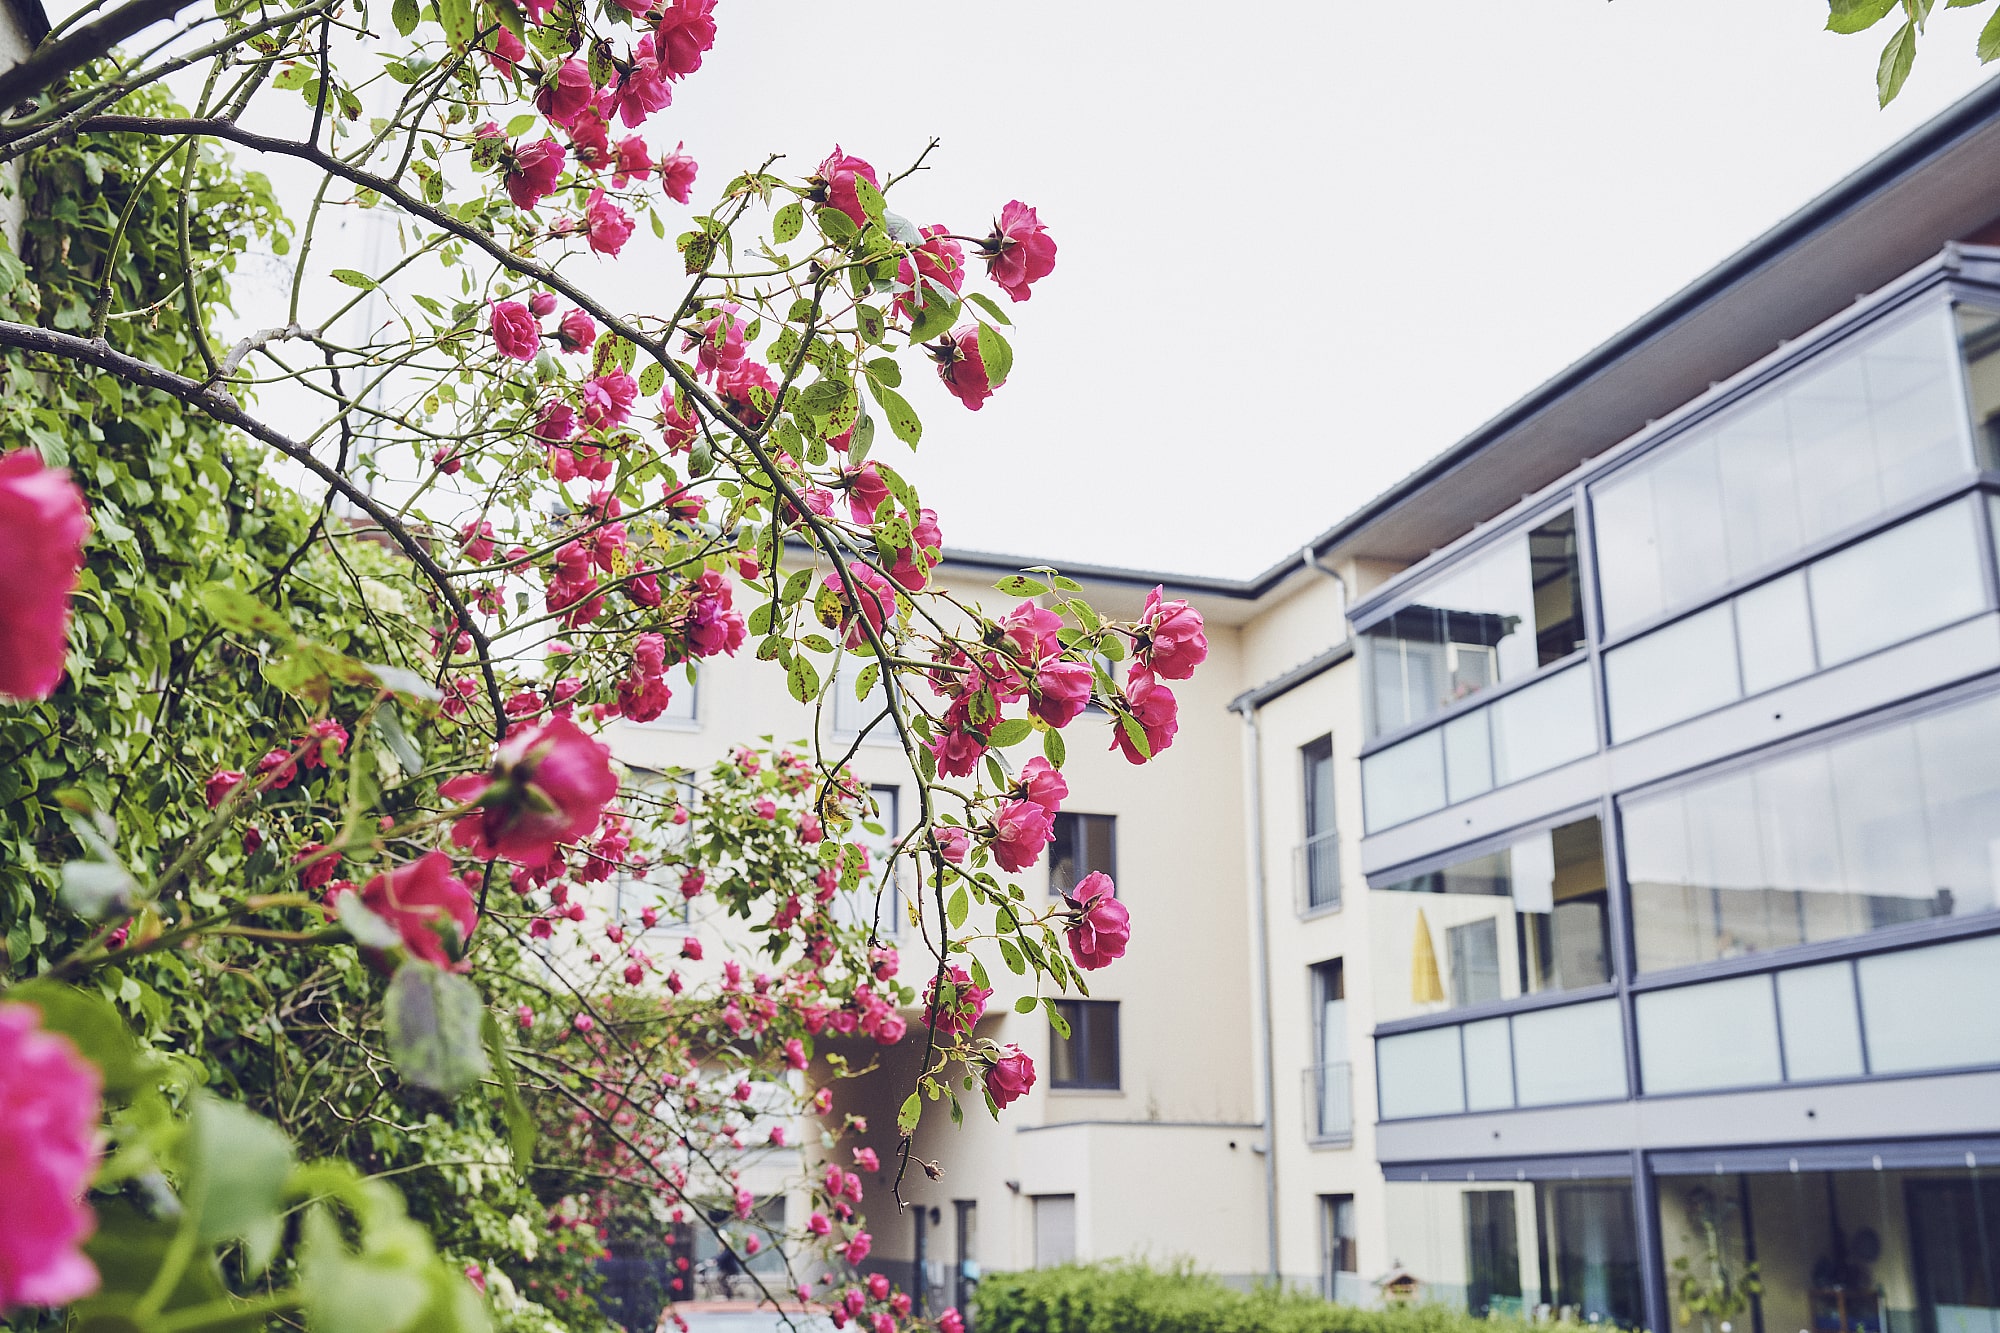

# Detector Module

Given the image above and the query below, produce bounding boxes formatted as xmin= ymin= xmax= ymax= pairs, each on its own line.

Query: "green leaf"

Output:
xmin=372 ymin=708 xmax=425 ymax=776
xmin=996 ymin=936 xmax=1025 ymax=974
xmin=1042 ymin=727 xmax=1067 ymax=767
xmin=4 ymin=980 xmax=147 ymax=1097
xmin=271 ymin=62 xmax=311 ymax=90
xmin=1119 ymin=713 xmax=1154 ymax=761
xmin=866 ymin=381 xmax=922 ymax=447
xmin=772 ymin=201 xmax=803 ymax=244
xmin=787 ymin=653 xmax=822 ymax=704
xmin=816 ymin=207 xmax=858 ymax=244
xmin=948 ymin=885 xmax=969 ymax=928
xmin=993 ymin=574 xmax=1047 ymax=597
xmin=1044 ymin=997 xmax=1072 ymax=1038
xmin=263 ymin=650 xmax=330 ymax=706
xmin=1013 ymin=995 xmax=1038 ymax=1015
xmin=987 ymin=718 xmax=1033 ymax=749
xmin=198 ymin=583 xmax=291 ymax=638
xmin=1878 ymin=20 xmax=1918 ymax=103
xmin=907 ymin=293 xmax=958 ymax=344
xmin=362 ymin=660 xmax=445 ymax=702
xmin=864 ymin=356 xmax=902 ymax=388
xmin=337 ymin=891 xmax=402 ymax=949
xmin=73 ymin=1202 xmax=256 ymax=1333
xmin=1828 ymin=0 xmax=1899 ymax=29
xmin=60 ymin=860 xmax=138 ymax=919
xmin=857 ymin=304 xmax=886 ymax=345
xmin=301 ymin=1207 xmax=432 ymax=1333
xmin=482 ymin=1011 xmax=537 ymax=1171
xmin=186 ymin=1096 xmax=293 ymax=1273
xmin=897 ymin=1090 xmax=922 ymax=1135
xmin=384 ymin=962 xmax=490 ymax=1095
xmin=638 ymin=361 xmax=666 ymax=396
xmin=976 ymin=321 xmax=1014 ymax=388
xmin=331 ymin=268 xmax=378 ymax=290
xmin=438 ymin=0 xmax=474 ymax=46
xmin=854 ymin=661 xmax=880 ymax=701
xmin=964 ymin=290 xmax=1012 ymax=326
xmin=1980 ymin=3 xmax=2000 ymax=59
xmin=504 ymin=113 xmax=536 ymax=138
xmin=853 ymin=176 xmax=886 ymax=222
xmin=392 ymin=0 xmax=419 ymax=35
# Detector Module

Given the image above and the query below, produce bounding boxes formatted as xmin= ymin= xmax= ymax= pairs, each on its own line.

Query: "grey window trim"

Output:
xmin=1649 ymin=1136 xmax=2000 ymax=1176
xmin=1625 ymin=912 xmax=2000 ymax=995
xmin=1373 ymin=980 xmax=1620 ymax=1039
xmin=1374 ymin=1083 xmax=1635 ymax=1125
xmin=1382 ymin=1152 xmax=1636 ymax=1183
xmin=1358 ymin=647 xmax=1592 ymax=761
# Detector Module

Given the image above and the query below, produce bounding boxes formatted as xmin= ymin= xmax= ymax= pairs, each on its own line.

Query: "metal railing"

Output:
xmin=1301 ymin=1061 xmax=1354 ymax=1143
xmin=1294 ymin=831 xmax=1341 ymax=915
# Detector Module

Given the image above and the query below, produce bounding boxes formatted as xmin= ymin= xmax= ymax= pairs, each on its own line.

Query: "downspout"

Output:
xmin=1235 ymin=700 xmax=1281 ymax=1285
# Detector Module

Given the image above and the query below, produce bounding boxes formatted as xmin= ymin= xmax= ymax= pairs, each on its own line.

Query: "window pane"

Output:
xmin=1809 ymin=500 xmax=1984 ymax=667
xmin=1490 ymin=665 xmax=1596 ymax=785
xmin=833 ymin=655 xmax=889 ymax=739
xmin=1915 ymin=698 xmax=2000 ymax=918
xmin=1462 ymin=1017 xmax=1514 ymax=1112
xmin=1528 ymin=511 xmax=1586 ymax=666
xmin=1443 ymin=709 xmax=1494 ymax=805
xmin=1594 ymin=305 xmax=1972 ymax=635
xmin=1775 ymin=961 xmax=1864 ymax=1082
xmin=1605 ymin=602 xmax=1740 ymax=742
xmin=1734 ymin=571 xmax=1816 ymax=695
xmin=1049 ymin=813 xmax=1115 ymax=896
xmin=1376 ymin=1026 xmax=1464 ymax=1120
xmin=1031 ymin=1195 xmax=1075 ymax=1267
xmin=1858 ymin=934 xmax=2000 ymax=1075
xmin=1962 ymin=305 xmax=2000 ymax=465
xmin=1362 ymin=730 xmax=1446 ymax=832
xmin=1637 ymin=976 xmax=1782 ymax=1094
xmin=1510 ymin=1000 xmax=1626 ymax=1106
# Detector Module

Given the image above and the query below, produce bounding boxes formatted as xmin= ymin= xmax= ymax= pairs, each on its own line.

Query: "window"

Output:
xmin=833 ymin=655 xmax=892 ymax=742
xmin=1623 ymin=689 xmax=2000 ymax=973
xmin=1464 ymin=1192 xmax=1523 ymax=1319
xmin=1592 ymin=303 xmax=1975 ymax=636
xmin=1300 ymin=736 xmax=1339 ymax=912
xmin=609 ymin=772 xmax=693 ymax=928
xmin=1049 ymin=812 xmax=1115 ymax=897
xmin=1361 ymin=509 xmax=1584 ymax=738
xmin=1319 ymin=1195 xmax=1357 ymax=1300
xmin=1637 ymin=974 xmax=1782 ymax=1094
xmin=831 ymin=785 xmax=904 ymax=936
xmin=1049 ymin=1000 xmax=1119 ymax=1090
xmin=1031 ymin=1195 xmax=1075 ymax=1267
xmin=1377 ymin=998 xmax=1627 ymax=1119
xmin=632 ymin=660 xmax=699 ymax=726
xmin=1308 ymin=961 xmax=1350 ymax=1140
xmin=1370 ymin=817 xmax=1610 ymax=1022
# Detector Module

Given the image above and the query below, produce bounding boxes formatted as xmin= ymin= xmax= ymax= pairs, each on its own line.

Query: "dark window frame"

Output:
xmin=1049 ymin=811 xmax=1117 ymax=897
xmin=1049 ymin=999 xmax=1120 ymax=1091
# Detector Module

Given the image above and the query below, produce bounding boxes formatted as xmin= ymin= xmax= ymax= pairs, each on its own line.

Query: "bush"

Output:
xmin=974 ymin=1262 xmax=1545 ymax=1333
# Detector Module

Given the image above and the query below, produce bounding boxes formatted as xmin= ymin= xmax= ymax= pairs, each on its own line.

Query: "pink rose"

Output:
xmin=604 ymin=37 xmax=671 ymax=129
xmin=0 ymin=451 xmax=89 ymax=700
xmin=934 ymin=825 xmax=969 ymax=863
xmin=1064 ymin=871 xmax=1129 ymax=970
xmin=941 ymin=1310 xmax=966 ymax=1333
xmin=583 ymin=189 xmax=635 ymax=256
xmin=1031 ymin=659 xmax=1093 ymax=728
xmin=654 ymin=0 xmax=716 ymax=78
xmin=535 ymin=58 xmax=595 ymax=128
xmin=1136 ymin=586 xmax=1207 ymax=680
xmin=989 ymin=798 xmax=1053 ymax=874
xmin=785 ymin=1037 xmax=807 ymax=1070
xmin=535 ymin=400 xmax=577 ymax=442
xmin=530 ymin=291 xmax=558 ymax=317
xmin=843 ymin=1232 xmax=872 ymax=1265
xmin=1113 ymin=669 xmax=1179 ymax=765
xmin=853 ymin=1146 xmax=880 ymax=1172
xmin=874 ymin=1012 xmax=907 ymax=1045
xmin=612 ymin=134 xmax=652 ymax=186
xmin=923 ymin=965 xmax=992 ymax=1036
xmin=827 ymin=562 xmax=896 ymax=651
xmin=893 ymin=223 xmax=965 ymax=321
xmin=929 ymin=726 xmax=986 ymax=779
xmin=807 ymin=1211 xmax=830 ymax=1237
xmin=0 ymin=1003 xmax=101 ymax=1311
xmin=981 ymin=200 xmax=1056 ymax=302
xmin=441 ymin=715 xmax=618 ymax=866
xmin=999 ymin=600 xmax=1061 ymax=664
xmin=484 ymin=27 xmax=526 ymax=77
xmin=490 ymin=300 xmax=540 ymax=361
xmin=887 ymin=507 xmax=941 ymax=591
xmin=813 ymin=145 xmax=879 ymax=226
xmin=1019 ymin=756 xmax=1067 ymax=814
xmin=984 ymin=1045 xmax=1035 ymax=1108
xmin=659 ymin=142 xmax=698 ymax=204
xmin=554 ymin=308 xmax=598 ymax=354
xmin=933 ymin=326 xmax=996 ymax=411
xmin=506 ymin=137 xmax=565 ymax=210
xmin=681 ymin=935 xmax=703 ymax=960
xmin=867 ymin=1273 xmax=890 ymax=1302
xmin=204 ymin=768 xmax=246 ymax=809
xmin=359 ymin=851 xmax=478 ymax=971
xmin=843 ymin=461 xmax=890 ymax=526
xmin=582 ymin=370 xmax=638 ymax=430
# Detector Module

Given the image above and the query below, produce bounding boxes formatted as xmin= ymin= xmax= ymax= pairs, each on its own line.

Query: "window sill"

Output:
xmin=1306 ymin=1134 xmax=1355 ymax=1151
xmin=1298 ymin=900 xmax=1343 ymax=922
xmin=1046 ymin=1087 xmax=1124 ymax=1097
xmin=626 ymin=717 xmax=702 ymax=733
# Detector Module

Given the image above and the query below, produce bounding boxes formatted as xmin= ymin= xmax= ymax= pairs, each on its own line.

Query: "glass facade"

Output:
xmin=1593 ymin=304 xmax=1975 ymax=637
xmin=1376 ymin=997 xmax=1626 ymax=1119
xmin=1623 ymin=690 xmax=2000 ymax=974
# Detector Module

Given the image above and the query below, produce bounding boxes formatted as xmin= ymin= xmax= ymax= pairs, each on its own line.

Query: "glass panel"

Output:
xmin=1385 ymin=1179 xmax=1646 ymax=1327
xmin=1625 ymin=691 xmax=2000 ymax=972
xmin=1490 ymin=665 xmax=1597 ymax=785
xmin=1362 ymin=518 xmax=1583 ymax=738
xmin=1605 ymin=602 xmax=1741 ymax=742
xmin=1511 ymin=999 xmax=1626 ymax=1106
xmin=1858 ymin=934 xmax=2000 ymax=1075
xmin=1376 ymin=1026 xmax=1464 ymax=1120
xmin=1963 ymin=305 xmax=2000 ymax=466
xmin=1362 ymin=730 xmax=1446 ymax=832
xmin=1636 ymin=975 xmax=1782 ymax=1094
xmin=1370 ymin=818 xmax=1609 ymax=1021
xmin=834 ymin=655 xmax=888 ymax=738
xmin=1775 ymin=961 xmax=1865 ymax=1082
xmin=1809 ymin=499 xmax=1985 ymax=667
xmin=1595 ymin=304 xmax=1972 ymax=635
xmin=1462 ymin=1017 xmax=1514 ymax=1112
xmin=1049 ymin=813 xmax=1115 ymax=897
xmin=1735 ymin=571 xmax=1817 ymax=695
xmin=1443 ymin=709 xmax=1495 ymax=805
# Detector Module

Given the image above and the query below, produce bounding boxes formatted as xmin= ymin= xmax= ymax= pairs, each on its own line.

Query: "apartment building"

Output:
xmin=602 ymin=74 xmax=2000 ymax=1332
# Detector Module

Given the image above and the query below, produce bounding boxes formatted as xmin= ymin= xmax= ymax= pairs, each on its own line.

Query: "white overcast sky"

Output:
xmin=56 ymin=0 xmax=2000 ymax=576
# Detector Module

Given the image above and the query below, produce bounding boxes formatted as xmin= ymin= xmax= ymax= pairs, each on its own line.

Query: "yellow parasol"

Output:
xmin=1411 ymin=907 xmax=1445 ymax=1005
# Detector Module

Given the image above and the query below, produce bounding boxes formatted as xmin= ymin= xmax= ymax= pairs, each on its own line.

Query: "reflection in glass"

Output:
xmin=1385 ymin=1178 xmax=1646 ymax=1327
xmin=1594 ymin=305 xmax=1972 ymax=635
xmin=1372 ymin=818 xmax=1609 ymax=1022
xmin=1462 ymin=1017 xmax=1514 ymax=1112
xmin=1363 ymin=511 xmax=1585 ymax=737
xmin=1636 ymin=975 xmax=1781 ymax=1094
xmin=1624 ymin=691 xmax=2000 ymax=973
xmin=1048 ymin=999 xmax=1119 ymax=1090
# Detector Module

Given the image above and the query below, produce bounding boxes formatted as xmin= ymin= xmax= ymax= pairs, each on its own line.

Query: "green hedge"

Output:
xmin=973 ymin=1263 xmax=1541 ymax=1333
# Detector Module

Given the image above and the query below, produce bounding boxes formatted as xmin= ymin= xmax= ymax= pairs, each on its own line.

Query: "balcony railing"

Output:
xmin=1301 ymin=1061 xmax=1353 ymax=1143
xmin=1294 ymin=831 xmax=1341 ymax=915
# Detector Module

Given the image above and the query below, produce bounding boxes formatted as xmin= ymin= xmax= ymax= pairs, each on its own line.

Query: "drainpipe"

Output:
xmin=1301 ymin=546 xmax=1349 ymax=622
xmin=1235 ymin=701 xmax=1281 ymax=1285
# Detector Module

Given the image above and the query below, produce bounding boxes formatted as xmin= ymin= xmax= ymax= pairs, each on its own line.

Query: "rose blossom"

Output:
xmin=923 ymin=965 xmax=992 ymax=1036
xmin=359 ymin=851 xmax=479 ymax=971
xmin=604 ymin=36 xmax=671 ymax=129
xmin=534 ymin=58 xmax=594 ymax=128
xmin=1113 ymin=669 xmax=1180 ymax=765
xmin=554 ymin=308 xmax=597 ymax=354
xmin=1019 ymin=757 xmax=1067 ymax=814
xmin=1136 ymin=586 xmax=1208 ymax=680
xmin=440 ymin=715 xmax=618 ymax=866
xmin=582 ymin=370 xmax=639 ymax=430
xmin=812 ymin=146 xmax=878 ymax=226
xmin=505 ymin=137 xmax=565 ymax=210
xmin=984 ymin=1045 xmax=1035 ymax=1108
xmin=989 ymin=798 xmax=1054 ymax=874
xmin=893 ymin=223 xmax=965 ymax=320
xmin=843 ymin=462 xmax=890 ymax=525
xmin=826 ymin=562 xmax=896 ymax=651
xmin=490 ymin=300 xmax=540 ymax=361
xmin=1031 ymin=658 xmax=1093 ymax=728
xmin=0 ymin=1003 xmax=101 ymax=1311
xmin=583 ymin=189 xmax=635 ymax=256
xmin=205 ymin=768 xmax=246 ymax=809
xmin=484 ymin=27 xmax=526 ymax=77
xmin=933 ymin=326 xmax=996 ymax=411
xmin=934 ymin=825 xmax=969 ymax=863
xmin=981 ymin=200 xmax=1057 ymax=302
xmin=1064 ymin=871 xmax=1130 ymax=970
xmin=0 ymin=452 xmax=88 ymax=702
xmin=612 ymin=134 xmax=652 ymax=186
xmin=654 ymin=0 xmax=716 ymax=77
xmin=659 ymin=142 xmax=698 ymax=204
